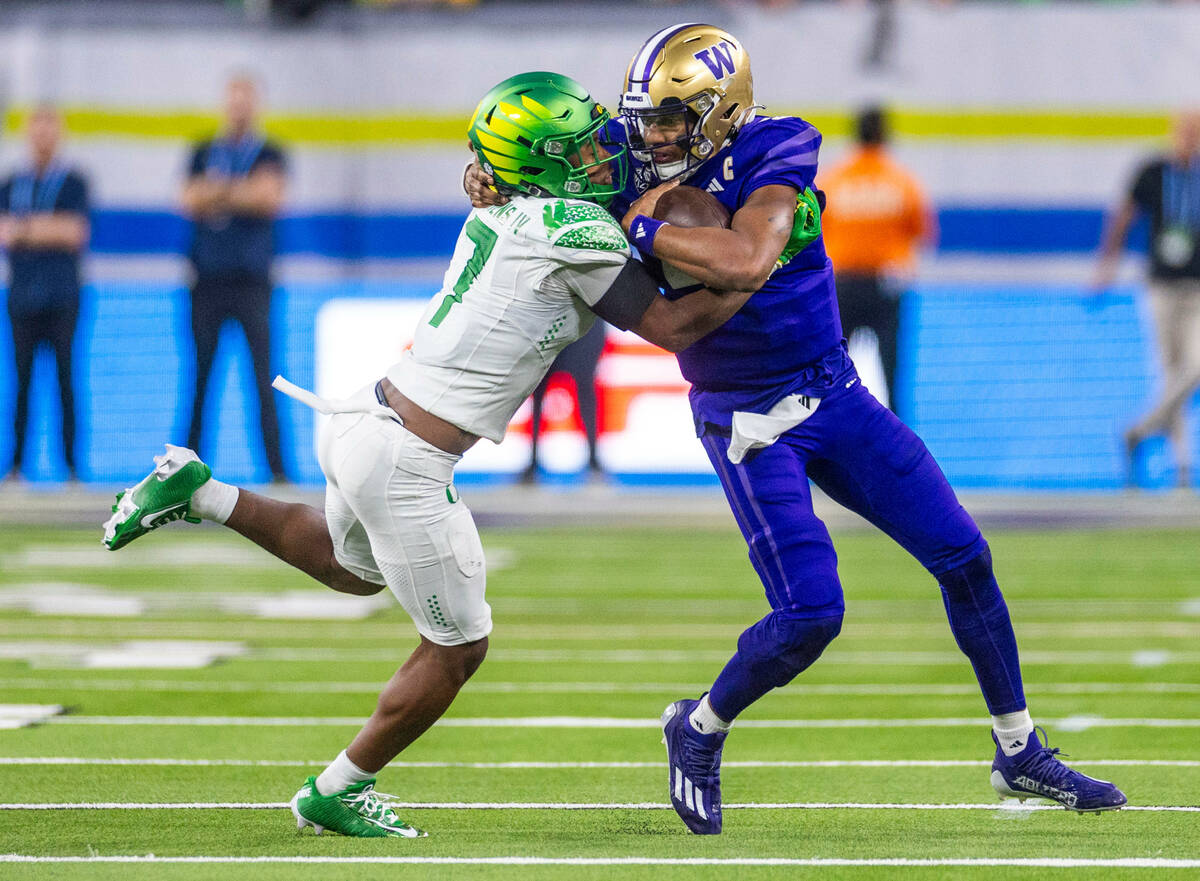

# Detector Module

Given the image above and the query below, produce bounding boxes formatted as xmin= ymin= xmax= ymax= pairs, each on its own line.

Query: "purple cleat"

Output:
xmin=661 ymin=698 xmax=727 ymax=834
xmin=990 ymin=727 xmax=1127 ymax=812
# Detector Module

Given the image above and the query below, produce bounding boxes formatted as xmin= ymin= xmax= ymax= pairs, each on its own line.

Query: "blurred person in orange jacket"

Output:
xmin=820 ymin=105 xmax=935 ymax=415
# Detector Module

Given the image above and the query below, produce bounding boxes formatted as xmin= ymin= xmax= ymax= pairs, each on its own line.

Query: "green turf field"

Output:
xmin=0 ymin=520 xmax=1197 ymax=879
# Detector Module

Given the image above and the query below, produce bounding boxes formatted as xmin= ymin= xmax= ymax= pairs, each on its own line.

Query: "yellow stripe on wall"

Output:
xmin=4 ymin=105 xmax=1172 ymax=147
xmin=787 ymin=109 xmax=1170 ymax=141
xmin=4 ymin=106 xmax=470 ymax=147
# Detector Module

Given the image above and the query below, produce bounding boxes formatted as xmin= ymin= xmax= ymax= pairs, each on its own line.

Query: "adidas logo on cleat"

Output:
xmin=672 ymin=766 xmax=710 ymax=821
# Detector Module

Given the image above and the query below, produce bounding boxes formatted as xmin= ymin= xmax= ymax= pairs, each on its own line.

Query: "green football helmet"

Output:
xmin=468 ymin=72 xmax=626 ymax=205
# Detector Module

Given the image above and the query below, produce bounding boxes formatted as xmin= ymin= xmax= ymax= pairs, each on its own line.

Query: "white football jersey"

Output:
xmin=387 ymin=196 xmax=632 ymax=443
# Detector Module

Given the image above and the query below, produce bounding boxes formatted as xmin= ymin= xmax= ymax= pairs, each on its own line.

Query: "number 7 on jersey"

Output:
xmin=429 ymin=217 xmax=498 ymax=328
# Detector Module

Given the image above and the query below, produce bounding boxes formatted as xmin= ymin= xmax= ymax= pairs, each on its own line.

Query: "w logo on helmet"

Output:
xmin=694 ymin=42 xmax=737 ymax=79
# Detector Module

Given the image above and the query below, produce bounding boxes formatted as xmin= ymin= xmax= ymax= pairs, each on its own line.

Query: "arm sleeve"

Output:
xmin=741 ymin=118 xmax=822 ymax=197
xmin=553 ymin=252 xmax=626 ymax=307
xmin=585 ymin=259 xmax=662 ymax=332
xmin=0 ymin=179 xmax=11 ymax=214
xmin=550 ymin=253 xmax=662 ymax=331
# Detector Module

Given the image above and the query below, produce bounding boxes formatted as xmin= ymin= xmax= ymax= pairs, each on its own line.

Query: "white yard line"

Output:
xmin=1 ymin=757 xmax=1197 ymax=769
xmin=3 ymin=678 xmax=1197 ymax=696
xmin=0 ymin=545 xmax=274 ymax=569
xmin=1 ymin=856 xmax=1200 ymax=867
xmin=0 ymin=801 xmax=1196 ymax=812
xmin=2 ymin=855 xmax=1199 ymax=867
xmin=3 ymin=641 xmax=1198 ymax=665
xmin=251 ymin=648 xmax=1200 ymax=665
xmin=0 ymin=545 xmax=516 ymax=574
xmin=40 ymin=714 xmax=1200 ymax=729
xmin=4 ymin=618 xmax=1198 ymax=639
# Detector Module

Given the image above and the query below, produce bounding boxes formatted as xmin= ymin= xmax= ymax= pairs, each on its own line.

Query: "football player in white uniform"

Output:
xmin=100 ymin=72 xmax=752 ymax=838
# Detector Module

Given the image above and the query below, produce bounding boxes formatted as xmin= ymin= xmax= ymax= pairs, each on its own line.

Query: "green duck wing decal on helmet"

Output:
xmin=468 ymin=72 xmax=627 ymax=206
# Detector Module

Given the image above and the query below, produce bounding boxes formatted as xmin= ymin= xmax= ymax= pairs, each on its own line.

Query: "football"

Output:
xmin=651 ymin=185 xmax=729 ymax=292
xmin=652 ymin=184 xmax=732 ymax=229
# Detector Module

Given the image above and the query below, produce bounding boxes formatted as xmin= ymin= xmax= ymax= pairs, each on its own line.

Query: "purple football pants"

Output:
xmin=698 ymin=376 xmax=1027 ymax=720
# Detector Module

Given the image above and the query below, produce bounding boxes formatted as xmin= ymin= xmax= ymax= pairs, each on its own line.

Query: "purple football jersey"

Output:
xmin=606 ymin=115 xmax=847 ymax=425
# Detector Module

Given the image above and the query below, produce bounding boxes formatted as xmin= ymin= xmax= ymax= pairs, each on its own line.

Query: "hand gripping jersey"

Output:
xmin=387 ymin=196 xmax=631 ymax=443
xmin=610 ymin=115 xmax=849 ymax=424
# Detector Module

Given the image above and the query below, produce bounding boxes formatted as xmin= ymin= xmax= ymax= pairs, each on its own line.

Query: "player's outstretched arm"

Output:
xmin=623 ymin=184 xmax=796 ymax=293
xmin=589 ymin=259 xmax=751 ymax=353
xmin=632 ymin=285 xmax=753 ymax=352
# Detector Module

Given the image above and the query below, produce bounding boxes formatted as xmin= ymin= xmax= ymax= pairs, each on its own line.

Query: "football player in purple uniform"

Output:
xmin=467 ymin=23 xmax=1125 ymax=833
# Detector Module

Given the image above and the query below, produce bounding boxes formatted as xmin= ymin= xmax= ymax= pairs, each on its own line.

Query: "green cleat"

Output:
xmin=290 ymin=776 xmax=427 ymax=838
xmin=102 ymin=444 xmax=212 ymax=551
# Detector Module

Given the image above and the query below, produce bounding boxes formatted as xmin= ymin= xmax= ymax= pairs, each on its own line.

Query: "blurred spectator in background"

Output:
xmin=0 ymin=106 xmax=90 ymax=482
xmin=520 ymin=319 xmax=606 ymax=485
xmin=181 ymin=74 xmax=288 ymax=482
xmin=1095 ymin=110 xmax=1200 ymax=491
xmin=820 ymin=105 xmax=934 ymax=416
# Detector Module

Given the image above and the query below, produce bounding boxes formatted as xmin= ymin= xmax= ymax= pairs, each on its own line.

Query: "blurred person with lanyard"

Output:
xmin=0 ymin=106 xmax=90 ymax=482
xmin=181 ymin=74 xmax=288 ymax=482
xmin=1094 ymin=110 xmax=1200 ymax=490
xmin=819 ymin=105 xmax=934 ymax=417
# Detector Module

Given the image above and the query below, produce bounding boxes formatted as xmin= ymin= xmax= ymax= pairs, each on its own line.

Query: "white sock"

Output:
xmin=688 ymin=694 xmax=732 ymax=735
xmin=315 ymin=749 xmax=375 ymax=796
xmin=190 ymin=478 xmax=238 ymax=524
xmin=992 ymin=709 xmax=1035 ymax=756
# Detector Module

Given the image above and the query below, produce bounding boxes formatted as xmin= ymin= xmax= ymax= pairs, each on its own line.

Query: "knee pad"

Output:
xmin=735 ymin=610 xmax=844 ymax=690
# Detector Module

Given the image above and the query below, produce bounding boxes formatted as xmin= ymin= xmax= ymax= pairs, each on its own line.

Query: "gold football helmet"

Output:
xmin=620 ymin=23 xmax=757 ymax=182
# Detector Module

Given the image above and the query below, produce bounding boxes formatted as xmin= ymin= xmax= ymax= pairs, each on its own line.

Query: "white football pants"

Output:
xmin=316 ymin=385 xmax=491 ymax=646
